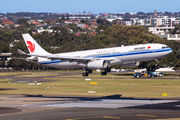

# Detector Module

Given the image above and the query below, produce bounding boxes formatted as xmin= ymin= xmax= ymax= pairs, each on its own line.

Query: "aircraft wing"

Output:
xmin=18 ymin=49 xmax=93 ymax=63
xmin=47 ymin=55 xmax=93 ymax=63
xmin=18 ymin=49 xmax=114 ymax=63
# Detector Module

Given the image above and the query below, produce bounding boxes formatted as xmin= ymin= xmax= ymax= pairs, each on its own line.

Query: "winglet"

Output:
xmin=18 ymin=49 xmax=27 ymax=55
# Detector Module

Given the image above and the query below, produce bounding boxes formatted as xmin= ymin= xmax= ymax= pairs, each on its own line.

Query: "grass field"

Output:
xmin=0 ymin=71 xmax=180 ymax=98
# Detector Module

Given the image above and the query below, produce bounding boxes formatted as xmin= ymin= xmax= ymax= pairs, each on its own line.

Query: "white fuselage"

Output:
xmin=37 ymin=43 xmax=172 ymax=68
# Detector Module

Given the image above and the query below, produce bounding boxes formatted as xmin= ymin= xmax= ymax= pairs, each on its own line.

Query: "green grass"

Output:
xmin=15 ymin=74 xmax=60 ymax=77
xmin=0 ymin=71 xmax=180 ymax=98
xmin=0 ymin=72 xmax=32 ymax=76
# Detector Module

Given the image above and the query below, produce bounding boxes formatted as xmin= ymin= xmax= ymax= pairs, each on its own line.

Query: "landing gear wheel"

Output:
xmin=87 ymin=69 xmax=92 ymax=74
xmin=105 ymin=68 xmax=111 ymax=72
xmin=101 ymin=72 xmax=107 ymax=76
xmin=82 ymin=72 xmax=89 ymax=77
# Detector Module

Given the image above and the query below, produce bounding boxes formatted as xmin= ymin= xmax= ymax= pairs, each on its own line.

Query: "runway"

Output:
xmin=1 ymin=94 xmax=180 ymax=120
xmin=1 ymin=72 xmax=180 ymax=119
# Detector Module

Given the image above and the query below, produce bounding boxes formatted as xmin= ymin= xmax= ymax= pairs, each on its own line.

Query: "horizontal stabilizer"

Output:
xmin=18 ymin=49 xmax=27 ymax=55
xmin=11 ymin=57 xmax=38 ymax=63
xmin=11 ymin=57 xmax=26 ymax=59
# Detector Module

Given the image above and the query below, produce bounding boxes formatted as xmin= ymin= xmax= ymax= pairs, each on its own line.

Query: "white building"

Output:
xmin=106 ymin=17 xmax=123 ymax=22
xmin=124 ymin=21 xmax=132 ymax=26
xmin=172 ymin=19 xmax=180 ymax=27
xmin=151 ymin=16 xmax=176 ymax=27
xmin=148 ymin=27 xmax=174 ymax=34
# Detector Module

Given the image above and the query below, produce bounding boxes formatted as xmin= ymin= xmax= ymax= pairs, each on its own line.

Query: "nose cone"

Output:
xmin=170 ymin=47 xmax=173 ymax=53
xmin=168 ymin=47 xmax=173 ymax=55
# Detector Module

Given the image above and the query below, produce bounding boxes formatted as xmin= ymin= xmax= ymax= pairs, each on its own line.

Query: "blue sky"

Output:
xmin=1 ymin=0 xmax=180 ymax=14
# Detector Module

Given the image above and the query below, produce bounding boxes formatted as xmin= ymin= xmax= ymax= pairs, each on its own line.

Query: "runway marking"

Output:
xmin=103 ymin=116 xmax=121 ymax=119
xmin=90 ymin=82 xmax=97 ymax=85
xmin=136 ymin=114 xmax=156 ymax=117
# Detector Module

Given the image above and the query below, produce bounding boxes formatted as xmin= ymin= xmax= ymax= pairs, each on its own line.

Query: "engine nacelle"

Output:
xmin=121 ymin=61 xmax=139 ymax=68
xmin=87 ymin=60 xmax=108 ymax=69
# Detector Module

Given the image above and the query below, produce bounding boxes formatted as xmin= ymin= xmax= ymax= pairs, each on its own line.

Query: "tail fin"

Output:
xmin=22 ymin=34 xmax=51 ymax=55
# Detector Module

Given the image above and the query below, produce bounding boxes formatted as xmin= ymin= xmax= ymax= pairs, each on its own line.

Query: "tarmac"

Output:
xmin=1 ymin=94 xmax=180 ymax=120
xmin=0 ymin=72 xmax=180 ymax=119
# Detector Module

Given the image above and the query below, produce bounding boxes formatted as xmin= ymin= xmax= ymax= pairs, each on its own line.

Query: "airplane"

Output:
xmin=17 ymin=33 xmax=173 ymax=77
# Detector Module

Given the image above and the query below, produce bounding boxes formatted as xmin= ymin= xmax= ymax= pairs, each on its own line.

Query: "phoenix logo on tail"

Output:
xmin=26 ymin=41 xmax=35 ymax=53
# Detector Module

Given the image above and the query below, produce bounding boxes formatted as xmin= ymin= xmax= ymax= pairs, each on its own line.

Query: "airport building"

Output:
xmin=0 ymin=53 xmax=11 ymax=66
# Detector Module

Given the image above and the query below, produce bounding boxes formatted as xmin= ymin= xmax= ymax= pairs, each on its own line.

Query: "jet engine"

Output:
xmin=121 ymin=61 xmax=139 ymax=67
xmin=87 ymin=60 xmax=109 ymax=69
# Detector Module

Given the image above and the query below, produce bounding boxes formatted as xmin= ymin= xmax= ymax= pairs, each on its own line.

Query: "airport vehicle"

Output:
xmin=17 ymin=34 xmax=173 ymax=77
xmin=149 ymin=71 xmax=156 ymax=77
xmin=141 ymin=71 xmax=149 ymax=77
xmin=154 ymin=72 xmax=164 ymax=77
xmin=134 ymin=71 xmax=164 ymax=78
xmin=133 ymin=72 xmax=142 ymax=78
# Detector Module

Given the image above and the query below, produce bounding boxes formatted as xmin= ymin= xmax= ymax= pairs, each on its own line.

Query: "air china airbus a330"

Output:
xmin=17 ymin=33 xmax=173 ymax=77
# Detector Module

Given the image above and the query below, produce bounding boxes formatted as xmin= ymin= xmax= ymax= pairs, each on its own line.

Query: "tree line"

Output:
xmin=0 ymin=25 xmax=180 ymax=70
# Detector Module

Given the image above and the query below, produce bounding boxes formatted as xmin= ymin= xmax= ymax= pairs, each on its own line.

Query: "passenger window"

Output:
xmin=162 ymin=46 xmax=168 ymax=49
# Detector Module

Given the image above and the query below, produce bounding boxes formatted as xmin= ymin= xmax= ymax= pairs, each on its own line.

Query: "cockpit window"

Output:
xmin=162 ymin=46 xmax=169 ymax=49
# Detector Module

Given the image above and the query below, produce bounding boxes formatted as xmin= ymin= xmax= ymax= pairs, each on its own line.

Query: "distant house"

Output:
xmin=44 ymin=20 xmax=54 ymax=24
xmin=39 ymin=24 xmax=51 ymax=29
xmin=77 ymin=23 xmax=85 ymax=28
xmin=2 ymin=19 xmax=14 ymax=24
xmin=27 ymin=19 xmax=43 ymax=26
xmin=33 ymin=29 xmax=53 ymax=35
xmin=32 ymin=21 xmax=42 ymax=26
xmin=84 ymin=25 xmax=90 ymax=29
xmin=53 ymin=23 xmax=67 ymax=27
xmin=64 ymin=19 xmax=80 ymax=24
xmin=90 ymin=32 xmax=96 ymax=35
xmin=27 ymin=20 xmax=36 ymax=24
xmin=14 ymin=24 xmax=20 ymax=28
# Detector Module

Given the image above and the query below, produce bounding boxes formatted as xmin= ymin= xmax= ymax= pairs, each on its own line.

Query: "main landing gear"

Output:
xmin=82 ymin=72 xmax=89 ymax=77
xmin=101 ymin=71 xmax=107 ymax=75
xmin=82 ymin=68 xmax=111 ymax=77
xmin=82 ymin=69 xmax=92 ymax=77
xmin=101 ymin=68 xmax=111 ymax=76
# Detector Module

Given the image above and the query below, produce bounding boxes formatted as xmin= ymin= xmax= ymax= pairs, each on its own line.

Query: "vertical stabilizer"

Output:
xmin=22 ymin=34 xmax=51 ymax=55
